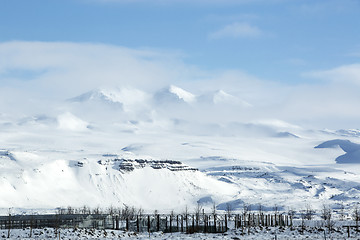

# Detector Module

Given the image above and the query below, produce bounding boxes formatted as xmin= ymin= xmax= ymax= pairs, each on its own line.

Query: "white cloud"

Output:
xmin=0 ymin=41 xmax=207 ymax=99
xmin=209 ymin=22 xmax=262 ymax=39
xmin=305 ymin=63 xmax=360 ymax=85
xmin=57 ymin=112 xmax=89 ymax=131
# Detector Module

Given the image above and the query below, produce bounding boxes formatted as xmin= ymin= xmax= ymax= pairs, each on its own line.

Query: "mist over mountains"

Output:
xmin=2 ymin=41 xmax=360 ymax=131
xmin=1 ymin=83 xmax=299 ymax=139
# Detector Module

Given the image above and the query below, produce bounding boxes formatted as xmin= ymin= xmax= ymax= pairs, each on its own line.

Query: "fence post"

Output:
xmin=177 ymin=215 xmax=179 ymax=232
xmin=279 ymin=215 xmax=282 ymax=226
xmin=170 ymin=215 xmax=172 ymax=233
xmin=214 ymin=214 xmax=216 ymax=233
xmin=196 ymin=214 xmax=198 ymax=229
xmin=181 ymin=215 xmax=183 ymax=232
xmin=165 ymin=217 xmax=168 ymax=232
xmin=157 ymin=215 xmax=160 ymax=232
xmin=147 ymin=215 xmax=150 ymax=233
xmin=275 ymin=214 xmax=277 ymax=226
xmin=208 ymin=215 xmax=210 ymax=233
xmin=225 ymin=215 xmax=227 ymax=231
xmin=137 ymin=215 xmax=139 ymax=232
xmin=264 ymin=214 xmax=266 ymax=226
xmin=234 ymin=215 xmax=237 ymax=229
xmin=204 ymin=215 xmax=207 ymax=233
xmin=126 ymin=218 xmax=129 ymax=231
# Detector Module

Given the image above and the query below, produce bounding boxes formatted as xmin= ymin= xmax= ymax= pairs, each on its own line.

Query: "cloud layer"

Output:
xmin=306 ymin=63 xmax=360 ymax=85
xmin=1 ymin=41 xmax=360 ymax=130
xmin=209 ymin=22 xmax=262 ymax=39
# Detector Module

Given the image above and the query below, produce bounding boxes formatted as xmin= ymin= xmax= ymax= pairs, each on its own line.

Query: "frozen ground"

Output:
xmin=1 ymin=227 xmax=359 ymax=239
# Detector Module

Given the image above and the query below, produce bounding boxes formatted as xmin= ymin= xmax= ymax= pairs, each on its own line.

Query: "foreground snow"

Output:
xmin=1 ymin=227 xmax=359 ymax=239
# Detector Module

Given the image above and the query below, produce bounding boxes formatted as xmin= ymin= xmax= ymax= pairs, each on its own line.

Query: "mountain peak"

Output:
xmin=213 ymin=90 xmax=237 ymax=104
xmin=168 ymin=85 xmax=196 ymax=103
xmin=69 ymin=88 xmax=122 ymax=104
xmin=198 ymin=89 xmax=252 ymax=107
xmin=154 ymin=85 xmax=196 ymax=104
xmin=68 ymin=87 xmax=149 ymax=112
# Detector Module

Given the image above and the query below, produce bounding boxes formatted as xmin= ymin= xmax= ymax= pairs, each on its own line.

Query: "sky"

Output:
xmin=1 ymin=0 xmax=360 ymax=129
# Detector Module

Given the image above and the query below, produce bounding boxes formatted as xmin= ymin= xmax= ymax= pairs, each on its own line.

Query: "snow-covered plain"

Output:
xmin=1 ymin=86 xmax=360 ymax=216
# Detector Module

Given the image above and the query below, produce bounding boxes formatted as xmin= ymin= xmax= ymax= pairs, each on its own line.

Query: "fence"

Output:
xmin=0 ymin=213 xmax=293 ymax=233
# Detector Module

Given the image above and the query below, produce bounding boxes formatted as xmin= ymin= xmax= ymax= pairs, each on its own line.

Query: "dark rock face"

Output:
xmin=97 ymin=158 xmax=198 ymax=172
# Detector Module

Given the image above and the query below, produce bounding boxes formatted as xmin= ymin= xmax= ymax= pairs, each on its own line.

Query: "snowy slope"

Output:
xmin=69 ymin=87 xmax=150 ymax=112
xmin=154 ymin=85 xmax=196 ymax=104
xmin=1 ymin=85 xmax=360 ymax=214
xmin=198 ymin=90 xmax=251 ymax=107
xmin=69 ymin=89 xmax=124 ymax=108
xmin=0 ymin=149 xmax=237 ymax=212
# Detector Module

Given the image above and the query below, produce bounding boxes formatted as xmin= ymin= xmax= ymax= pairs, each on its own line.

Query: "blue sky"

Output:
xmin=1 ymin=0 xmax=359 ymax=84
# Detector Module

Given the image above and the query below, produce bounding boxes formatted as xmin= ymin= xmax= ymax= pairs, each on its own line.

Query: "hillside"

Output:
xmin=1 ymin=86 xmax=360 ymax=214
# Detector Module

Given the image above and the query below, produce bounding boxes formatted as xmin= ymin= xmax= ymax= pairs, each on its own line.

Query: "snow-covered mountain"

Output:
xmin=154 ymin=85 xmax=196 ymax=104
xmin=1 ymin=127 xmax=360 ymax=214
xmin=69 ymin=86 xmax=252 ymax=115
xmin=0 ymin=151 xmax=236 ymax=211
xmin=69 ymin=89 xmax=123 ymax=107
xmin=69 ymin=87 xmax=150 ymax=112
xmin=1 ymin=84 xmax=360 ymax=215
xmin=198 ymin=90 xmax=252 ymax=107
xmin=153 ymin=86 xmax=251 ymax=107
